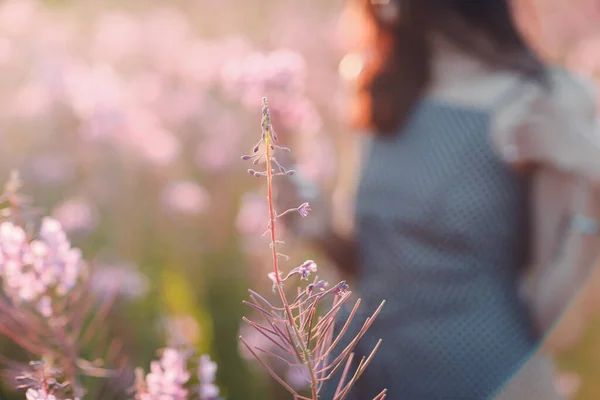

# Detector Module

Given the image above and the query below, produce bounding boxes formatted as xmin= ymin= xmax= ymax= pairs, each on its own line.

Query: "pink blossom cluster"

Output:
xmin=140 ymin=349 xmax=190 ymax=400
xmin=137 ymin=349 xmax=220 ymax=400
xmin=0 ymin=217 xmax=85 ymax=317
xmin=15 ymin=359 xmax=78 ymax=400
xmin=0 ymin=0 xmax=341 ymax=229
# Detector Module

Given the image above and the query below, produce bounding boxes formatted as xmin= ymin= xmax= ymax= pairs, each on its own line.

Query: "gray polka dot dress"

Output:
xmin=320 ymin=99 xmax=541 ymax=400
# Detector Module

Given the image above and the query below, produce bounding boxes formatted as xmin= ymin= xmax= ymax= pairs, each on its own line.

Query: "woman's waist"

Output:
xmin=350 ymin=280 xmax=535 ymax=338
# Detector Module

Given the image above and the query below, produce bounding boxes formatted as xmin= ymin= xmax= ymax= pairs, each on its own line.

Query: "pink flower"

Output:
xmin=38 ymin=217 xmax=85 ymax=296
xmin=142 ymin=348 xmax=190 ymax=400
xmin=198 ymin=355 xmax=219 ymax=400
xmin=0 ymin=218 xmax=85 ymax=314
xmin=296 ymin=260 xmax=317 ymax=280
xmin=297 ymin=202 xmax=311 ymax=218
xmin=0 ymin=222 xmax=27 ymax=259
xmin=25 ymin=389 xmax=56 ymax=400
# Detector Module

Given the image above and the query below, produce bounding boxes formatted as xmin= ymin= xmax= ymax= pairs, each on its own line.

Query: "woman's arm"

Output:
xmin=526 ymin=179 xmax=600 ymax=336
xmin=502 ymin=69 xmax=600 ymax=339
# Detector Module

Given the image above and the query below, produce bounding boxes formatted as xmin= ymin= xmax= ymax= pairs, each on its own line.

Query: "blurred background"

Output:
xmin=0 ymin=0 xmax=599 ymax=399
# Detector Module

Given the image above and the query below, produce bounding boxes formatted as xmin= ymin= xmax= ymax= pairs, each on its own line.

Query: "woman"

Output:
xmin=278 ymin=0 xmax=600 ymax=399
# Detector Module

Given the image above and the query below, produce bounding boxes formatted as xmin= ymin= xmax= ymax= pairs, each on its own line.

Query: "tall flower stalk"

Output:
xmin=239 ymin=98 xmax=386 ymax=400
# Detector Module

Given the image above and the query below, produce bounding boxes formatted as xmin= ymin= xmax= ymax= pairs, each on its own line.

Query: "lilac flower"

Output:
xmin=298 ymin=260 xmax=317 ymax=279
xmin=297 ymin=202 xmax=311 ymax=218
xmin=283 ymin=260 xmax=317 ymax=282
xmin=198 ymin=355 xmax=219 ymax=400
xmin=307 ymin=280 xmax=329 ymax=292
xmin=141 ymin=348 xmax=190 ymax=400
xmin=331 ymin=281 xmax=350 ymax=296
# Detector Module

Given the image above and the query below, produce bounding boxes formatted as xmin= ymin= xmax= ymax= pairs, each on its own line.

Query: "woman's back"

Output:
xmin=319 ymin=48 xmax=586 ymax=398
xmin=351 ymin=93 xmax=536 ymax=399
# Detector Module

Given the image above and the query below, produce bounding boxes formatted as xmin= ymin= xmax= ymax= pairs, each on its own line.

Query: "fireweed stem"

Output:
xmin=241 ymin=97 xmax=386 ymax=400
xmin=263 ymin=109 xmax=319 ymax=399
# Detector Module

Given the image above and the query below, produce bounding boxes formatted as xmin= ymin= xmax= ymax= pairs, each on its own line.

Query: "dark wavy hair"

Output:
xmin=352 ymin=0 xmax=548 ymax=136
